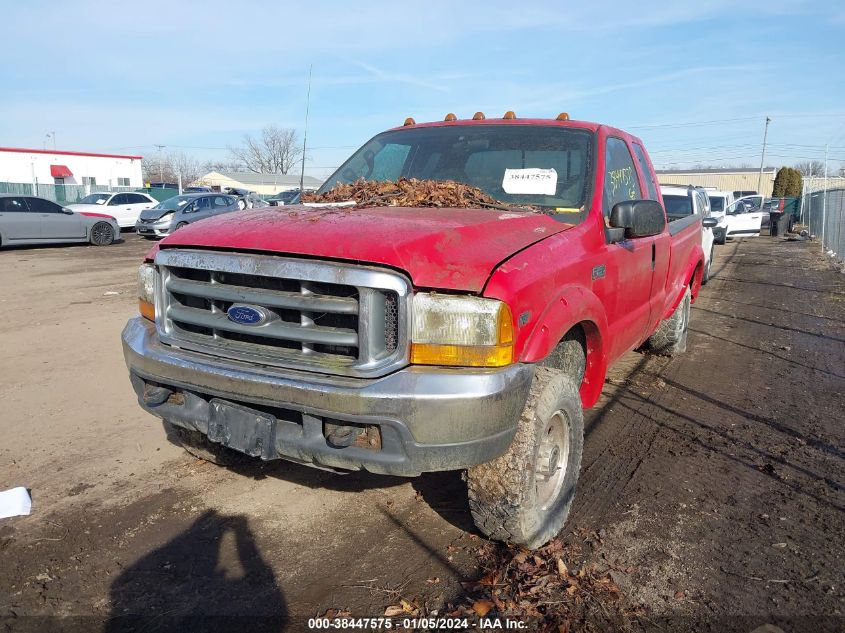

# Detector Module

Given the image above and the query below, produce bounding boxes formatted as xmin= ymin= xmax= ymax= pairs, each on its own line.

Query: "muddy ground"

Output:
xmin=0 ymin=233 xmax=842 ymax=632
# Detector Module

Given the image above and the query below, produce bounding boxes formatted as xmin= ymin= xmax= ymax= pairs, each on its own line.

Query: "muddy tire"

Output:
xmin=647 ymin=286 xmax=691 ymax=356
xmin=89 ymin=221 xmax=115 ymax=246
xmin=467 ymin=365 xmax=585 ymax=549
xmin=164 ymin=420 xmax=248 ymax=467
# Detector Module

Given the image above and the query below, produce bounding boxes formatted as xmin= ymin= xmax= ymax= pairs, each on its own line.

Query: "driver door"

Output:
xmin=27 ymin=197 xmax=85 ymax=239
xmin=725 ymin=195 xmax=764 ymax=238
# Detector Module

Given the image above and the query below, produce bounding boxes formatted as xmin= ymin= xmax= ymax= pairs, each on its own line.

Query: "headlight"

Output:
xmin=410 ymin=294 xmax=514 ymax=367
xmin=155 ymin=211 xmax=174 ymax=223
xmin=138 ymin=263 xmax=157 ymax=321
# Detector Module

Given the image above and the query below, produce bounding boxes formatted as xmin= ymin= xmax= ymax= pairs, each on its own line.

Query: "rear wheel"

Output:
xmin=647 ymin=286 xmax=691 ymax=356
xmin=467 ymin=360 xmax=585 ymax=549
xmin=89 ymin=221 xmax=114 ymax=246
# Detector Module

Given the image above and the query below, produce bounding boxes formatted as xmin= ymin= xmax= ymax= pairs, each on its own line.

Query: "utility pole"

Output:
xmin=299 ymin=64 xmax=313 ymax=193
xmin=821 ymin=144 xmax=829 ymax=250
xmin=757 ymin=116 xmax=771 ymax=194
xmin=154 ymin=144 xmax=166 ymax=183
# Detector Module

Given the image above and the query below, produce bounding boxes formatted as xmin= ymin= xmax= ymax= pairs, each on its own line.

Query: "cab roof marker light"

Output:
xmin=503 ymin=111 xmax=516 ymax=119
xmin=556 ymin=112 xmax=570 ymax=121
xmin=472 ymin=112 xmax=486 ymax=120
xmin=403 ymin=117 xmax=416 ymax=126
xmin=444 ymin=113 xmax=457 ymax=121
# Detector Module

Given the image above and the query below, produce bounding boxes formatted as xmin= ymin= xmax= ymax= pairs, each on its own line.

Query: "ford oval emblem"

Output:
xmin=227 ymin=304 xmax=267 ymax=326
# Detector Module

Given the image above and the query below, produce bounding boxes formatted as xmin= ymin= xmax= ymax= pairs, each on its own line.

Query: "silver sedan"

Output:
xmin=135 ymin=193 xmax=240 ymax=239
xmin=0 ymin=194 xmax=120 ymax=248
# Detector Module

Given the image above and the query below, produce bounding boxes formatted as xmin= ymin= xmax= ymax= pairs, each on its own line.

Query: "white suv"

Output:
xmin=660 ymin=185 xmax=717 ymax=283
xmin=707 ymin=190 xmax=734 ymax=244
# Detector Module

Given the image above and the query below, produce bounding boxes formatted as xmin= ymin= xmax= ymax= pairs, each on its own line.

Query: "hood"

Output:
xmin=153 ymin=205 xmax=574 ymax=292
xmin=140 ymin=207 xmax=176 ymax=221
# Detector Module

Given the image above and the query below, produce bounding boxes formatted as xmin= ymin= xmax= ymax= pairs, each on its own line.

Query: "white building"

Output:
xmin=0 ymin=146 xmax=144 ymax=189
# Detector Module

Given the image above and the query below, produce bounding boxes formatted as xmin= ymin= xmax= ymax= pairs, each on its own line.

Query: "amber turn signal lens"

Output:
xmin=139 ymin=299 xmax=155 ymax=321
xmin=556 ymin=112 xmax=570 ymax=121
xmin=444 ymin=113 xmax=457 ymax=121
xmin=503 ymin=110 xmax=516 ymax=119
xmin=410 ymin=343 xmax=513 ymax=367
xmin=403 ymin=117 xmax=416 ymax=126
xmin=472 ymin=111 xmax=486 ymax=120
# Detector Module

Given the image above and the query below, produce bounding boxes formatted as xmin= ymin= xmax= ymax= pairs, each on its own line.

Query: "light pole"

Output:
xmin=757 ymin=116 xmax=771 ymax=194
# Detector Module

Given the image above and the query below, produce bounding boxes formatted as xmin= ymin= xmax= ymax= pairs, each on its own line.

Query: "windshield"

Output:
xmin=154 ymin=195 xmax=195 ymax=210
xmin=79 ymin=193 xmax=110 ymax=205
xmin=320 ymin=125 xmax=594 ymax=215
xmin=708 ymin=196 xmax=725 ymax=212
xmin=663 ymin=194 xmax=693 ymax=216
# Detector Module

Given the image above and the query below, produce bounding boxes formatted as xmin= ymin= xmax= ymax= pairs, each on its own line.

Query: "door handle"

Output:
xmin=651 ymin=243 xmax=656 ymax=270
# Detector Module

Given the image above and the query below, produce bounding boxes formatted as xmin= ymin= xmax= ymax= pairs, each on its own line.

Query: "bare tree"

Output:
xmin=203 ymin=160 xmax=248 ymax=174
xmin=794 ymin=160 xmax=826 ymax=177
xmin=142 ymin=151 xmax=203 ymax=185
xmin=229 ymin=125 xmax=303 ymax=174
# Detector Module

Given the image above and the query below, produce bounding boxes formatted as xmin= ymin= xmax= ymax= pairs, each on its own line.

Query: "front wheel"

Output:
xmin=89 ymin=221 xmax=115 ymax=246
xmin=174 ymin=222 xmax=188 ymax=231
xmin=647 ymin=286 xmax=691 ymax=356
xmin=467 ymin=366 xmax=585 ymax=549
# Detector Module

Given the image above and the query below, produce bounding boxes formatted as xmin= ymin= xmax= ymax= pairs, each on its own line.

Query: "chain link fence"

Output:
xmin=801 ymin=184 xmax=845 ymax=263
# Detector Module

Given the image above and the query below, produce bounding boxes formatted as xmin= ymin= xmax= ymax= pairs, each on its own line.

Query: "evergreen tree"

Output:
xmin=786 ymin=168 xmax=802 ymax=197
xmin=772 ymin=167 xmax=790 ymax=197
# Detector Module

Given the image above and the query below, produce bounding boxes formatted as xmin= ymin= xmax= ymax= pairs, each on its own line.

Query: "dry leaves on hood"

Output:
xmin=301 ymin=178 xmax=506 ymax=209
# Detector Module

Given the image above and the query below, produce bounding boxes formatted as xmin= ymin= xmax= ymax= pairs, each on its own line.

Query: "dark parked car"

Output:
xmin=268 ymin=190 xmax=302 ymax=206
xmin=0 ymin=194 xmax=120 ymax=247
xmin=135 ymin=193 xmax=240 ymax=239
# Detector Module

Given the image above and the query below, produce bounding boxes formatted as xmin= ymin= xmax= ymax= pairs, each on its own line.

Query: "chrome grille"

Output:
xmin=155 ymin=250 xmax=410 ymax=378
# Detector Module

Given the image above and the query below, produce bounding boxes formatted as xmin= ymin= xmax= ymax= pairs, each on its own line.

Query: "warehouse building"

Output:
xmin=657 ymin=167 xmax=777 ymax=197
xmin=0 ymin=146 xmax=143 ymax=189
xmin=197 ymin=171 xmax=323 ymax=196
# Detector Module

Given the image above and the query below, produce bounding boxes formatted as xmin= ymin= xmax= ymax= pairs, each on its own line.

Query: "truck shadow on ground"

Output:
xmin=105 ymin=510 xmax=288 ymax=633
xmin=207 ymin=452 xmax=480 ymax=534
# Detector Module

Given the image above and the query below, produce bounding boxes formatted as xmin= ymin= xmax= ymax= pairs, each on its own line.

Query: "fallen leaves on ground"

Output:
xmin=444 ymin=538 xmax=630 ymax=632
xmin=301 ymin=178 xmax=505 ymax=209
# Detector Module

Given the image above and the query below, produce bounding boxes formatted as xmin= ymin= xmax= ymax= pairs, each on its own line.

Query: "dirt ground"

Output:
xmin=0 ymin=233 xmax=842 ymax=632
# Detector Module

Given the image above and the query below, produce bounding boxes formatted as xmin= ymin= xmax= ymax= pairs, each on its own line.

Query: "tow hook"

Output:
xmin=143 ymin=384 xmax=173 ymax=406
xmin=326 ymin=424 xmax=362 ymax=448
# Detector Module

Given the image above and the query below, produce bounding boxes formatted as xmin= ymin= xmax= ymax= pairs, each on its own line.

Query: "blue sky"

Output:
xmin=1 ymin=0 xmax=844 ymax=178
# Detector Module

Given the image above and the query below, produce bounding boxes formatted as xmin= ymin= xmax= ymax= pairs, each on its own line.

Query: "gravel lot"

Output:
xmin=0 ymin=233 xmax=842 ymax=632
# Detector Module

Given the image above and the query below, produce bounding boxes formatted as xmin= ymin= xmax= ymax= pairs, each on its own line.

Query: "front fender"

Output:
xmin=519 ymin=285 xmax=609 ymax=408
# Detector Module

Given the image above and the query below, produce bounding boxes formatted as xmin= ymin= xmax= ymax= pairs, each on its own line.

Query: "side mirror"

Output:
xmin=702 ymin=217 xmax=718 ymax=228
xmin=61 ymin=207 xmax=74 ymax=215
xmin=609 ymin=200 xmax=666 ymax=241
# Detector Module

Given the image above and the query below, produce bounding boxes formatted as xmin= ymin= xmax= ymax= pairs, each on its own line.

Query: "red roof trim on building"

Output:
xmin=0 ymin=147 xmax=143 ymax=160
xmin=50 ymin=164 xmax=73 ymax=178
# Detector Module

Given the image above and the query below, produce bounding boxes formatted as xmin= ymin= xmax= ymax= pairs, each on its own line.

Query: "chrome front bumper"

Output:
xmin=122 ymin=317 xmax=532 ymax=475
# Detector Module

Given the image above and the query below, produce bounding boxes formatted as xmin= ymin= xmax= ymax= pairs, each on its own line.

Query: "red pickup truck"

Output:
xmin=122 ymin=114 xmax=704 ymax=548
